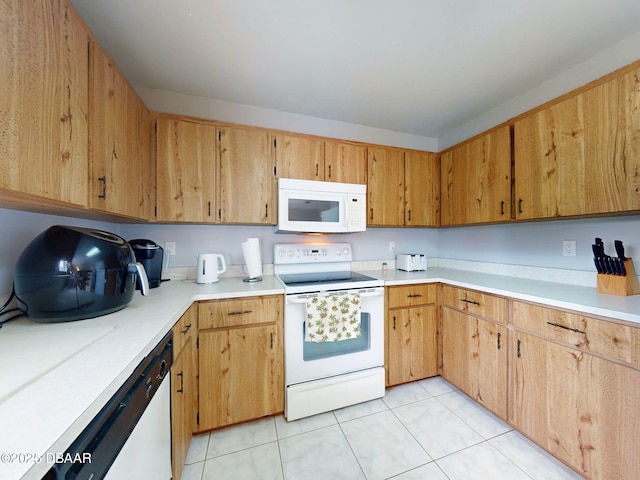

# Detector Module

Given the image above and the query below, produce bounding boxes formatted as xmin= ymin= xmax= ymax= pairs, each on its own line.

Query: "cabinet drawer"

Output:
xmin=388 ymin=284 xmax=437 ymax=308
xmin=198 ymin=295 xmax=283 ymax=330
xmin=441 ymin=285 xmax=507 ymax=323
xmin=512 ymin=301 xmax=640 ymax=367
xmin=173 ymin=304 xmax=196 ymax=358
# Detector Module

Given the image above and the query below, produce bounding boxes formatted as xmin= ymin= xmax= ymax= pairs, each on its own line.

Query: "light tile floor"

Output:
xmin=181 ymin=377 xmax=584 ymax=480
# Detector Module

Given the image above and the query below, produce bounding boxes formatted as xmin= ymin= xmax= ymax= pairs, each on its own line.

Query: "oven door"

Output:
xmin=284 ymin=287 xmax=384 ymax=386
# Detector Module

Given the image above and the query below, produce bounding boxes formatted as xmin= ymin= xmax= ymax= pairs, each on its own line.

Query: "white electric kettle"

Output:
xmin=196 ymin=253 xmax=227 ymax=284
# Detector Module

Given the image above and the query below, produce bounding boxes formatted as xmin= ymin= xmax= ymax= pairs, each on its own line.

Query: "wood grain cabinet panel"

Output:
xmin=156 ymin=117 xmax=217 ymax=223
xmin=218 ymin=126 xmax=275 ymax=224
xmin=275 ymin=134 xmax=325 ymax=181
xmin=171 ymin=304 xmax=197 ymax=480
xmin=441 ymin=285 xmax=508 ymax=323
xmin=89 ymin=43 xmax=152 ymax=219
xmin=514 ymin=65 xmax=640 ymax=220
xmin=324 ymin=141 xmax=368 ymax=184
xmin=386 ymin=285 xmax=438 ymax=386
xmin=511 ymin=329 xmax=640 ymax=480
xmin=404 ymin=151 xmax=440 ymax=226
xmin=197 ymin=295 xmax=284 ymax=431
xmin=0 ymin=0 xmax=89 ymax=206
xmin=440 ymin=126 xmax=511 ymax=226
xmin=441 ymin=307 xmax=508 ymax=419
xmin=367 ymin=147 xmax=405 ymax=226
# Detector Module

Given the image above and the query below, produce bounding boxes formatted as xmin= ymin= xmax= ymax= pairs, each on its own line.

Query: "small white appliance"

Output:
xmin=196 ymin=253 xmax=226 ymax=283
xmin=397 ymin=254 xmax=427 ymax=272
xmin=274 ymin=242 xmax=385 ymax=421
xmin=277 ymin=178 xmax=367 ymax=233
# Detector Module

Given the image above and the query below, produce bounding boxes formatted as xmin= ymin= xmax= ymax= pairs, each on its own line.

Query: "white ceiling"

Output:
xmin=70 ymin=0 xmax=640 ymax=139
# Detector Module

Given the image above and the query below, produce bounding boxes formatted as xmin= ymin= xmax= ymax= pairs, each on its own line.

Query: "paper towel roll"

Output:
xmin=242 ymin=238 xmax=263 ymax=279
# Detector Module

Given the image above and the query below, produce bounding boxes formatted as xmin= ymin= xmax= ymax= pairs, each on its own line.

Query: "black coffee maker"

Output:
xmin=129 ymin=239 xmax=164 ymax=289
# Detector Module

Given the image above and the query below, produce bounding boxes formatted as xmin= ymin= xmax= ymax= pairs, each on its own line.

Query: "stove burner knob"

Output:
xmin=343 ymin=247 xmax=351 ymax=256
xmin=335 ymin=248 xmax=342 ymax=256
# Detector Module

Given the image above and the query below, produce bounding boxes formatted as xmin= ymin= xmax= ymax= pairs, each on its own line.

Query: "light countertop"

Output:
xmin=2 ymin=268 xmax=639 ymax=479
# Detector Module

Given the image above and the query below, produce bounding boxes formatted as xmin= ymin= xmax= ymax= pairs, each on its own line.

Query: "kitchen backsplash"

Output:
xmin=1 ymin=207 xmax=638 ymax=295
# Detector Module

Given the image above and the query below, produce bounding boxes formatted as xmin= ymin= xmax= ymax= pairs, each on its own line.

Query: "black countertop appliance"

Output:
xmin=13 ymin=226 xmax=149 ymax=323
xmin=129 ymin=239 xmax=164 ymax=289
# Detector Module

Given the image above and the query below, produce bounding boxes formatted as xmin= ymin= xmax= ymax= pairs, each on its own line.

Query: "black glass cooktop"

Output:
xmin=278 ymin=271 xmax=379 ymax=288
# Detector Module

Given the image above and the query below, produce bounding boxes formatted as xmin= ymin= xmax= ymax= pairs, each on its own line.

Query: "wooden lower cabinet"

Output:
xmin=171 ymin=305 xmax=196 ymax=480
xmin=197 ymin=295 xmax=284 ymax=431
xmin=441 ymin=307 xmax=508 ymax=419
xmin=385 ymin=284 xmax=438 ymax=386
xmin=511 ymin=329 xmax=640 ymax=480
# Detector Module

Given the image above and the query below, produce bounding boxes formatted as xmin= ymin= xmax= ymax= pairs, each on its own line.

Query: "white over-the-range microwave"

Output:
xmin=277 ymin=178 xmax=367 ymax=233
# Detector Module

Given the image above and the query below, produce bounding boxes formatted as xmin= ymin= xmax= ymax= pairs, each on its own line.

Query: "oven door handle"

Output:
xmin=286 ymin=288 xmax=384 ymax=304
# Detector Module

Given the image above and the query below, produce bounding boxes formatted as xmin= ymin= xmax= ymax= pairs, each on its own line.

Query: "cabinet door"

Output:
xmin=387 ymin=306 xmax=438 ymax=386
xmin=0 ymin=0 xmax=89 ymax=206
xmin=198 ymin=324 xmax=283 ymax=430
xmin=512 ymin=330 xmax=640 ymax=479
xmin=156 ymin=117 xmax=217 ymax=222
xmin=441 ymin=126 xmax=511 ymax=225
xmin=515 ymin=66 xmax=640 ymax=220
xmin=404 ymin=151 xmax=440 ymax=226
xmin=324 ymin=141 xmax=367 ymax=184
xmin=442 ymin=308 xmax=507 ymax=419
xmin=218 ymin=126 xmax=275 ymax=224
xmin=514 ymin=96 xmax=584 ymax=220
xmin=275 ymin=134 xmax=324 ymax=181
xmin=367 ymin=147 xmax=405 ymax=226
xmin=90 ymin=43 xmax=150 ymax=219
xmin=171 ymin=339 xmax=193 ymax=480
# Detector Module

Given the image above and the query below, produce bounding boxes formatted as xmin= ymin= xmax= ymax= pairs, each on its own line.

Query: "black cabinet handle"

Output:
xmin=407 ymin=210 xmax=412 ymax=222
xmin=518 ymin=198 xmax=523 ymax=214
xmin=546 ymin=322 xmax=586 ymax=335
xmin=177 ymin=371 xmax=184 ymax=393
xmin=393 ymin=316 xmax=396 ymax=330
xmin=517 ymin=339 xmax=522 ymax=358
xmin=497 ymin=332 xmax=501 ymax=350
xmin=270 ymin=332 xmax=274 ymax=349
xmin=98 ymin=176 xmax=107 ymax=200
xmin=460 ymin=299 xmax=480 ymax=306
xmin=500 ymin=200 xmax=505 ymax=216
xmin=328 ymin=165 xmax=332 ymax=178
xmin=407 ymin=294 xmax=423 ymax=298
xmin=181 ymin=323 xmax=192 ymax=335
xmin=227 ymin=310 xmax=252 ymax=316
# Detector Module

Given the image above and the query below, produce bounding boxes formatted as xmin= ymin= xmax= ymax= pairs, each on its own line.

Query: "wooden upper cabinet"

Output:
xmin=515 ymin=66 xmax=640 ymax=220
xmin=89 ymin=43 xmax=151 ymax=219
xmin=0 ymin=0 xmax=89 ymax=206
xmin=367 ymin=147 xmax=405 ymax=226
xmin=324 ymin=141 xmax=368 ymax=184
xmin=441 ymin=126 xmax=512 ymax=226
xmin=218 ymin=126 xmax=275 ymax=224
xmin=156 ymin=117 xmax=217 ymax=223
xmin=404 ymin=151 xmax=440 ymax=226
xmin=275 ymin=134 xmax=325 ymax=181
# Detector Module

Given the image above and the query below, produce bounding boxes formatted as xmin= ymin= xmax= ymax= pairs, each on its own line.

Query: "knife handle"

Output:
xmin=615 ymin=240 xmax=626 ymax=261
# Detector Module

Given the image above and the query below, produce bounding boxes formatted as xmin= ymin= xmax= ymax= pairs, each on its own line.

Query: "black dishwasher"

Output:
xmin=44 ymin=331 xmax=173 ymax=480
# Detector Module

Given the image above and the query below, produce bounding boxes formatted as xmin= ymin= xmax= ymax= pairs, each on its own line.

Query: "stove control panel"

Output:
xmin=274 ymin=243 xmax=352 ymax=264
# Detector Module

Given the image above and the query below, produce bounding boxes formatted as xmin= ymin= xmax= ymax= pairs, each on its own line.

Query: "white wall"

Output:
xmin=438 ymin=216 xmax=640 ymax=271
xmin=138 ymin=88 xmax=439 ymax=152
xmin=438 ymin=32 xmax=640 ymax=150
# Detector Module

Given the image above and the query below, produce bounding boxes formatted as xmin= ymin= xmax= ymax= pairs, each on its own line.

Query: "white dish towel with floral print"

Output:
xmin=305 ymin=293 xmax=362 ymax=343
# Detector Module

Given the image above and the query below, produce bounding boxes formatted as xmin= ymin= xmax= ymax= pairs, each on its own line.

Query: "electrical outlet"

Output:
xmin=563 ymin=240 xmax=576 ymax=257
xmin=165 ymin=241 xmax=176 ymax=256
xmin=389 ymin=241 xmax=396 ymax=252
